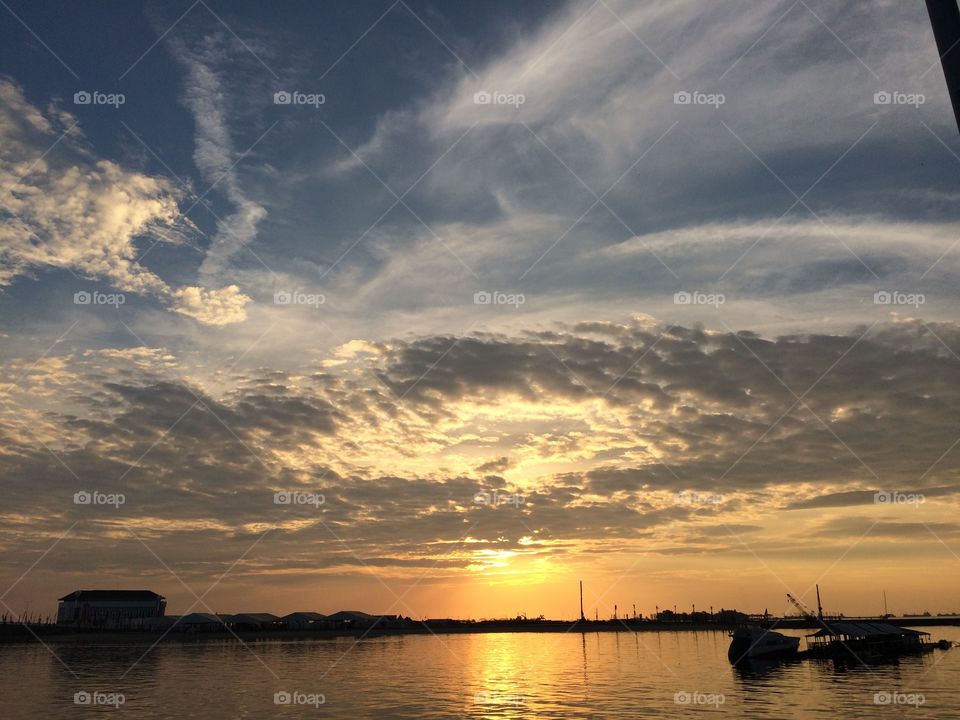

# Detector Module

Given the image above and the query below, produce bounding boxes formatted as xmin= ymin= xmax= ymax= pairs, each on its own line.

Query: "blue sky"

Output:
xmin=2 ymin=1 xmax=960 ymax=618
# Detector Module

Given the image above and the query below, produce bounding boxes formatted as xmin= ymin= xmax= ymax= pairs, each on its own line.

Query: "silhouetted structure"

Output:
xmin=326 ymin=611 xmax=406 ymax=629
xmin=926 ymin=0 xmax=960 ymax=132
xmin=282 ymin=612 xmax=327 ymax=629
xmin=806 ymin=622 xmax=930 ymax=658
xmin=227 ymin=613 xmax=280 ymax=630
xmin=56 ymin=590 xmax=166 ymax=628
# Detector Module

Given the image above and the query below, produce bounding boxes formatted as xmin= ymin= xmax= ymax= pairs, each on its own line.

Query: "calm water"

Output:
xmin=1 ymin=627 xmax=958 ymax=718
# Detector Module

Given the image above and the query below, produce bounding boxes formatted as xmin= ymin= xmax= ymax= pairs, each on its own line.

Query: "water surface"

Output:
xmin=1 ymin=627 xmax=957 ymax=718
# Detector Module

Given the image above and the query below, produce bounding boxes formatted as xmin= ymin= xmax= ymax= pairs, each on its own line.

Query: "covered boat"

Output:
xmin=728 ymin=625 xmax=801 ymax=663
xmin=805 ymin=621 xmax=930 ymax=659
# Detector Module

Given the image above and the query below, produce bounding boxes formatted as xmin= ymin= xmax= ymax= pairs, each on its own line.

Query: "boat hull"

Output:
xmin=728 ymin=627 xmax=801 ymax=664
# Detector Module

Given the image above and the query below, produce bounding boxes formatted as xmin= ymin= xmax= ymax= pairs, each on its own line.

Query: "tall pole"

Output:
xmin=579 ymin=581 xmax=585 ymax=622
xmin=816 ymin=584 xmax=823 ymax=620
xmin=926 ymin=0 xmax=960 ymax=133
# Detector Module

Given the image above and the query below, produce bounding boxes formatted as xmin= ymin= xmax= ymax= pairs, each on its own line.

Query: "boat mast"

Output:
xmin=579 ymin=581 xmax=585 ymax=622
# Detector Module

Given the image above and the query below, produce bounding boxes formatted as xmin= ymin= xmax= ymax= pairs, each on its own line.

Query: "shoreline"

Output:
xmin=3 ymin=617 xmax=959 ymax=645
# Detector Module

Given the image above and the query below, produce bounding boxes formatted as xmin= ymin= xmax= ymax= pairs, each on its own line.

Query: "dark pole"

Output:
xmin=579 ymin=581 xmax=585 ymax=622
xmin=926 ymin=0 xmax=960 ymax=132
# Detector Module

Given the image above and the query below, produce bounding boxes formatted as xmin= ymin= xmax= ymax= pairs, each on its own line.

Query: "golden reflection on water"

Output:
xmin=1 ymin=628 xmax=959 ymax=718
xmin=469 ymin=633 xmax=534 ymax=716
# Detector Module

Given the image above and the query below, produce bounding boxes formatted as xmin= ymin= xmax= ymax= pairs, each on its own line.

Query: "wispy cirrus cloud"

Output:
xmin=165 ymin=26 xmax=272 ymax=281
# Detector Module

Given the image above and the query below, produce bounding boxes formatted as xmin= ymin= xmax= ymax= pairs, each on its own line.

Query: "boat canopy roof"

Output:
xmin=807 ymin=622 xmax=929 ymax=638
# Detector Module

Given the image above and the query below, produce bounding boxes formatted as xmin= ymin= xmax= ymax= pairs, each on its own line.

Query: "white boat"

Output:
xmin=728 ymin=625 xmax=800 ymax=663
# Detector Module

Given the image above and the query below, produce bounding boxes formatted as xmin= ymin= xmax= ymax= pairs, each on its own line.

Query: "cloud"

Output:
xmin=172 ymin=285 xmax=251 ymax=326
xmin=785 ymin=485 xmax=960 ymax=510
xmin=814 ymin=517 xmax=960 ymax=539
xmin=0 ymin=78 xmax=252 ymax=325
xmin=2 ymin=318 xmax=960 ymax=587
xmin=476 ymin=456 xmax=514 ymax=474
xmin=303 ymin=0 xmax=957 ymax=340
xmin=0 ymin=79 xmax=186 ymax=292
xmin=166 ymin=29 xmax=268 ymax=280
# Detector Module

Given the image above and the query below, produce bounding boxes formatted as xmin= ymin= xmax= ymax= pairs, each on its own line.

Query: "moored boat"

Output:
xmin=728 ymin=625 xmax=801 ymax=663
xmin=802 ymin=622 xmax=937 ymax=660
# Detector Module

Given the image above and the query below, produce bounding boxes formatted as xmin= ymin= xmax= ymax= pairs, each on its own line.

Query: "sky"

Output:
xmin=1 ymin=0 xmax=959 ymax=621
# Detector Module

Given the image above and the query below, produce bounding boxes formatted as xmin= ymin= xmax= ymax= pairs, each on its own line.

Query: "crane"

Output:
xmin=786 ymin=593 xmax=816 ymax=620
xmin=787 ymin=584 xmax=824 ymax=621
